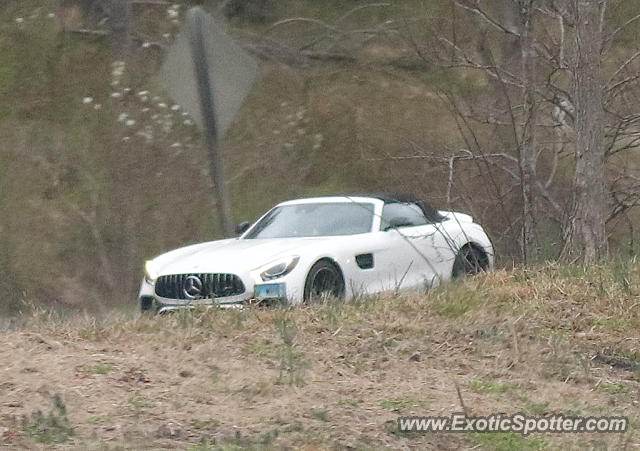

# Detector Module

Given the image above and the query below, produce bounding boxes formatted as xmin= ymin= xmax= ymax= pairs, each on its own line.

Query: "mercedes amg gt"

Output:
xmin=138 ymin=194 xmax=493 ymax=312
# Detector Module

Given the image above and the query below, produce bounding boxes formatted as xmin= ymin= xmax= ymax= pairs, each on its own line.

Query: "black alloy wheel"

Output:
xmin=452 ymin=245 xmax=489 ymax=278
xmin=303 ymin=260 xmax=345 ymax=303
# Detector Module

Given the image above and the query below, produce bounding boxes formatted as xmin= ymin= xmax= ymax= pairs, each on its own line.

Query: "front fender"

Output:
xmin=450 ymin=224 xmax=495 ymax=271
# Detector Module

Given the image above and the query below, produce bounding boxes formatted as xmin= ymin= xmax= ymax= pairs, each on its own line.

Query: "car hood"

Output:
xmin=150 ymin=237 xmax=331 ymax=275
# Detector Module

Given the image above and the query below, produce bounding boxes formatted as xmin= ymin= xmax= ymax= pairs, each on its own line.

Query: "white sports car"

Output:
xmin=138 ymin=194 xmax=493 ymax=313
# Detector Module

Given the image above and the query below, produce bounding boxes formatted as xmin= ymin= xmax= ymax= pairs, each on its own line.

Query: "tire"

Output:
xmin=452 ymin=245 xmax=488 ymax=278
xmin=303 ymin=260 xmax=345 ymax=303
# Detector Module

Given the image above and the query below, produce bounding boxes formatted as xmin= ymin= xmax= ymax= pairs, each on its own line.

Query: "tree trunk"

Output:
xmin=109 ymin=0 xmax=132 ymax=57
xmin=564 ymin=0 xmax=608 ymax=262
xmin=475 ymin=1 xmax=536 ymax=261
xmin=518 ymin=0 xmax=538 ymax=263
xmin=475 ymin=1 xmax=538 ymax=262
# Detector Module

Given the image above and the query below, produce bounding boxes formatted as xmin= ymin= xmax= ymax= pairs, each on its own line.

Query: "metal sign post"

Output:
xmin=158 ymin=7 xmax=259 ymax=237
xmin=187 ymin=8 xmax=233 ymax=236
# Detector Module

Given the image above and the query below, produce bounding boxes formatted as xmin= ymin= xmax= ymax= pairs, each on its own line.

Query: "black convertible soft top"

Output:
xmin=352 ymin=192 xmax=446 ymax=223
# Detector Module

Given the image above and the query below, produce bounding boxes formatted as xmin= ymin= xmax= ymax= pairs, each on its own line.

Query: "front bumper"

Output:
xmin=138 ymin=277 xmax=291 ymax=313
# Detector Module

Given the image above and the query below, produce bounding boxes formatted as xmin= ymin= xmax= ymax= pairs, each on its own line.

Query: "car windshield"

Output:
xmin=244 ymin=202 xmax=375 ymax=239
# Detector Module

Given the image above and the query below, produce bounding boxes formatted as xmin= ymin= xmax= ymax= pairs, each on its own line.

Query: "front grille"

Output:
xmin=155 ymin=273 xmax=245 ymax=300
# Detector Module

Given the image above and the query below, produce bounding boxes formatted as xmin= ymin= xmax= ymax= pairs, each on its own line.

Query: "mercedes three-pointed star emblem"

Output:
xmin=183 ymin=275 xmax=203 ymax=300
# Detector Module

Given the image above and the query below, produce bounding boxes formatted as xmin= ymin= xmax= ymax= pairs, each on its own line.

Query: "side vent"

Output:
xmin=355 ymin=253 xmax=374 ymax=270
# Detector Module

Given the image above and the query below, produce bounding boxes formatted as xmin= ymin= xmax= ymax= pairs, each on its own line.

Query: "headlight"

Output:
xmin=260 ymin=256 xmax=299 ymax=281
xmin=144 ymin=260 xmax=158 ymax=283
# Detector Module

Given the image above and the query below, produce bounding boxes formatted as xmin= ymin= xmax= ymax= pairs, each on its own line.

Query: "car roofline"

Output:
xmin=276 ymin=196 xmax=383 ymax=206
xmin=275 ymin=193 xmax=444 ymax=223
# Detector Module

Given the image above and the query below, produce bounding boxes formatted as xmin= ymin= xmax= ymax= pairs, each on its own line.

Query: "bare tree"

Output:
xmin=273 ymin=0 xmax=640 ymax=263
xmin=518 ymin=0 xmax=539 ymax=262
xmin=56 ymin=0 xmax=640 ymax=265
xmin=562 ymin=0 xmax=608 ymax=262
xmin=109 ymin=0 xmax=133 ymax=56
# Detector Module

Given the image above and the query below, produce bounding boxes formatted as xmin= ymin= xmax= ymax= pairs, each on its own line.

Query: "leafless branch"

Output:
xmin=453 ymin=0 xmax=520 ymax=36
xmin=603 ymin=13 xmax=640 ymax=52
xmin=607 ymin=49 xmax=640 ymax=89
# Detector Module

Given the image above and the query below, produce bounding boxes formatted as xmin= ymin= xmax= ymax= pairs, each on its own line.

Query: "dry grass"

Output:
xmin=1 ymin=262 xmax=639 ymax=449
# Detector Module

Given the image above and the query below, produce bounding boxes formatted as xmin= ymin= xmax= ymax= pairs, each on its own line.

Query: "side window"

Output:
xmin=380 ymin=202 xmax=428 ymax=230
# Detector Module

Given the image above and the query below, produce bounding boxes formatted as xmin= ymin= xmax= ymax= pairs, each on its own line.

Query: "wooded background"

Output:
xmin=1 ymin=0 xmax=639 ymax=312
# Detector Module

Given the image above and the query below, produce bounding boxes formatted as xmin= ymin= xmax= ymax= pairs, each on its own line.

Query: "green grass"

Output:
xmin=380 ymin=399 xmax=418 ymax=412
xmin=127 ymin=396 xmax=155 ymax=412
xmin=245 ymin=340 xmax=281 ymax=359
xmin=467 ymin=432 xmax=547 ymax=451
xmin=91 ymin=363 xmax=114 ymax=375
xmin=2 ymin=263 xmax=640 ymax=448
xmin=598 ymin=383 xmax=627 ymax=395
xmin=22 ymin=395 xmax=74 ymax=444
xmin=274 ymin=310 xmax=308 ymax=386
xmin=431 ymin=282 xmax=487 ymax=318
xmin=310 ymin=409 xmax=329 ymax=422
xmin=189 ymin=418 xmax=220 ymax=430
xmin=593 ymin=316 xmax=629 ymax=329
xmin=87 ymin=414 xmax=113 ymax=424
xmin=188 ymin=429 xmax=283 ymax=451
xmin=276 ymin=345 xmax=308 ymax=387
xmin=469 ymin=380 xmax=511 ymax=394
xmin=338 ymin=399 xmax=359 ymax=409
xmin=522 ymin=401 xmax=550 ymax=416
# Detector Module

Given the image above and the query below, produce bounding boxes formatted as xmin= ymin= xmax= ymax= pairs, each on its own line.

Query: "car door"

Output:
xmin=373 ymin=202 xmax=448 ymax=291
xmin=331 ymin=231 xmax=402 ymax=297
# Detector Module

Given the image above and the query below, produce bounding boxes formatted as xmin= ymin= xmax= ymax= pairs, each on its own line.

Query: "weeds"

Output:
xmin=593 ymin=353 xmax=640 ymax=372
xmin=598 ymin=383 xmax=627 ymax=395
xmin=87 ymin=414 xmax=112 ymax=424
xmin=469 ymin=379 xmax=511 ymax=394
xmin=175 ymin=308 xmax=197 ymax=330
xmin=380 ymin=399 xmax=417 ymax=412
xmin=189 ymin=418 xmax=220 ymax=430
xmin=430 ymin=280 xmax=487 ymax=318
xmin=225 ymin=308 xmax=246 ymax=330
xmin=612 ymin=256 xmax=634 ymax=293
xmin=275 ymin=310 xmax=297 ymax=347
xmin=338 ymin=399 xmax=359 ymax=408
xmin=4 ymin=261 xmax=640 ymax=449
xmin=275 ymin=310 xmax=307 ymax=386
xmin=319 ymin=297 xmax=347 ymax=328
xmin=522 ymin=401 xmax=550 ymax=416
xmin=310 ymin=409 xmax=329 ymax=421
xmin=127 ymin=396 xmax=155 ymax=413
xmin=189 ymin=430 xmax=281 ymax=450
xmin=93 ymin=363 xmax=114 ymax=374
xmin=277 ymin=345 xmax=308 ymax=387
xmin=245 ymin=339 xmax=281 ymax=358
xmin=467 ymin=432 xmax=547 ymax=450
xmin=22 ymin=394 xmax=74 ymax=444
xmin=77 ymin=363 xmax=115 ymax=375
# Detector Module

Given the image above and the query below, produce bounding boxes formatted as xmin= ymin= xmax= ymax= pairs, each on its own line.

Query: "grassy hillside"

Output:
xmin=1 ymin=263 xmax=638 ymax=449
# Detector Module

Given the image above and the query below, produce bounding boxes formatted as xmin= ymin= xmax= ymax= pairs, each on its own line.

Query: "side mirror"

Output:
xmin=235 ymin=221 xmax=251 ymax=235
xmin=384 ymin=217 xmax=412 ymax=231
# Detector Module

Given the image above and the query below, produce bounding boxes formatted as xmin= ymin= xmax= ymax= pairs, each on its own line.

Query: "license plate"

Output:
xmin=254 ymin=283 xmax=286 ymax=299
